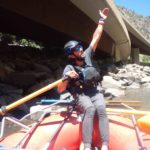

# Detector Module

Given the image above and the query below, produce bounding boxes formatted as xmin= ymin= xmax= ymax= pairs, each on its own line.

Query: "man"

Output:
xmin=58 ymin=7 xmax=109 ymax=150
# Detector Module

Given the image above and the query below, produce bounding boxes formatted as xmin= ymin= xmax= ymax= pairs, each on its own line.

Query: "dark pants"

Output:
xmin=77 ymin=89 xmax=109 ymax=149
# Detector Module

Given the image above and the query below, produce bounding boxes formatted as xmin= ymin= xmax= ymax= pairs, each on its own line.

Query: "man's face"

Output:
xmin=72 ymin=45 xmax=84 ymax=58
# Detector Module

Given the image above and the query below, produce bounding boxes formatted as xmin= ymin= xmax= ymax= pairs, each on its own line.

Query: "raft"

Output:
xmin=0 ymin=104 xmax=150 ymax=150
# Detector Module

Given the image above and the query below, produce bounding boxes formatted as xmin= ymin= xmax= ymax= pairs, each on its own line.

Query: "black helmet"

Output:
xmin=64 ymin=40 xmax=80 ymax=56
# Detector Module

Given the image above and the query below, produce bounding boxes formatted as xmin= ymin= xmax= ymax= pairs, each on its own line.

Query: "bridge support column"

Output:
xmin=131 ymin=48 xmax=140 ymax=64
xmin=114 ymin=45 xmax=121 ymax=62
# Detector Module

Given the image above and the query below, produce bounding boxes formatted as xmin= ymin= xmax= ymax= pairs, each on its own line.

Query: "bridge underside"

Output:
xmin=0 ymin=1 xmax=113 ymax=59
xmin=0 ymin=7 xmax=71 ymax=47
xmin=0 ymin=0 xmax=149 ymax=61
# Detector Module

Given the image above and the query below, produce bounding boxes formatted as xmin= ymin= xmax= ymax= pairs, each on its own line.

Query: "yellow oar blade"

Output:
xmin=106 ymin=108 xmax=150 ymax=116
xmin=0 ymin=78 xmax=65 ymax=115
xmin=137 ymin=115 xmax=150 ymax=134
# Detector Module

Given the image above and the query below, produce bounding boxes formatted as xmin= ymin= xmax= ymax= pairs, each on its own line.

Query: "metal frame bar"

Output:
xmin=121 ymin=103 xmax=148 ymax=150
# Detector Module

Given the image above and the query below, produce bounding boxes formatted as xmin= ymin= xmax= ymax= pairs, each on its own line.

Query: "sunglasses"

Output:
xmin=74 ymin=45 xmax=83 ymax=52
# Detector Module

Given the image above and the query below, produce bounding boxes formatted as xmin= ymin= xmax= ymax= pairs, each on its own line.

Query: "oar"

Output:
xmin=0 ymin=77 xmax=68 ymax=115
xmin=137 ymin=115 xmax=150 ymax=134
xmin=106 ymin=108 xmax=150 ymax=116
xmin=38 ymin=99 xmax=73 ymax=105
xmin=106 ymin=107 xmax=150 ymax=135
xmin=106 ymin=100 xmax=143 ymax=105
xmin=39 ymin=99 xmax=143 ymax=105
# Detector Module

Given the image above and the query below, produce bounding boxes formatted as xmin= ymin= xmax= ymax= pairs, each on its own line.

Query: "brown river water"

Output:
xmin=116 ymin=87 xmax=150 ymax=111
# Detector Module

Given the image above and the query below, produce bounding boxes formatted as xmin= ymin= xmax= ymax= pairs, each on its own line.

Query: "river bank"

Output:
xmin=102 ymin=63 xmax=150 ymax=111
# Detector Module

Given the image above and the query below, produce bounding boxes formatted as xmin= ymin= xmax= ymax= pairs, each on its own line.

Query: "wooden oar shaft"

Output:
xmin=106 ymin=108 xmax=150 ymax=116
xmin=106 ymin=100 xmax=143 ymax=104
xmin=0 ymin=79 xmax=63 ymax=114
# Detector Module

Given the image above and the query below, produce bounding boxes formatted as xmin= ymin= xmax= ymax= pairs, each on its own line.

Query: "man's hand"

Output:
xmin=99 ymin=7 xmax=109 ymax=20
xmin=58 ymin=70 xmax=78 ymax=93
xmin=65 ymin=71 xmax=79 ymax=79
xmin=99 ymin=7 xmax=109 ymax=25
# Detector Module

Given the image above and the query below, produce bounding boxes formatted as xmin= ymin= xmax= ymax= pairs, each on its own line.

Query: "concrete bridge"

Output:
xmin=0 ymin=0 xmax=150 ymax=62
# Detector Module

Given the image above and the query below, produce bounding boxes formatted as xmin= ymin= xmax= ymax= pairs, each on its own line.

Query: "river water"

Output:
xmin=116 ymin=87 xmax=150 ymax=111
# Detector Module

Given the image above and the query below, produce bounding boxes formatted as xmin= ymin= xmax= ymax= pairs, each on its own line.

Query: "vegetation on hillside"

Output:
xmin=0 ymin=32 xmax=43 ymax=49
xmin=117 ymin=6 xmax=150 ymax=42
xmin=117 ymin=6 xmax=150 ymax=63
xmin=140 ymin=54 xmax=150 ymax=63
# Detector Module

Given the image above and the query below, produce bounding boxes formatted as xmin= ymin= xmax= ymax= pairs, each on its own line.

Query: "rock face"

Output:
xmin=0 ymin=45 xmax=64 ymax=117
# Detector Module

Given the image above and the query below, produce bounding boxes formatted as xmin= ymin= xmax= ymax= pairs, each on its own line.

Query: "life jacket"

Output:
xmin=74 ymin=65 xmax=100 ymax=85
xmin=67 ymin=65 xmax=100 ymax=94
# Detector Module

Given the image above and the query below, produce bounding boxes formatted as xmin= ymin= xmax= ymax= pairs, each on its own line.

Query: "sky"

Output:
xmin=114 ymin=0 xmax=150 ymax=17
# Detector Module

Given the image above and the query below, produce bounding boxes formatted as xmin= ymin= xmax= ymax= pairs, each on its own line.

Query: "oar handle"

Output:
xmin=0 ymin=77 xmax=68 ymax=115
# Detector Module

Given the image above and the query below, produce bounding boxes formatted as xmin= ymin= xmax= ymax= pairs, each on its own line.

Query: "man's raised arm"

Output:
xmin=90 ymin=7 xmax=109 ymax=52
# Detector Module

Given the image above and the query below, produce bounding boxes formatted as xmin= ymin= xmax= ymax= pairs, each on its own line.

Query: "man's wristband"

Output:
xmin=98 ymin=20 xmax=104 ymax=25
xmin=98 ymin=17 xmax=105 ymax=25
